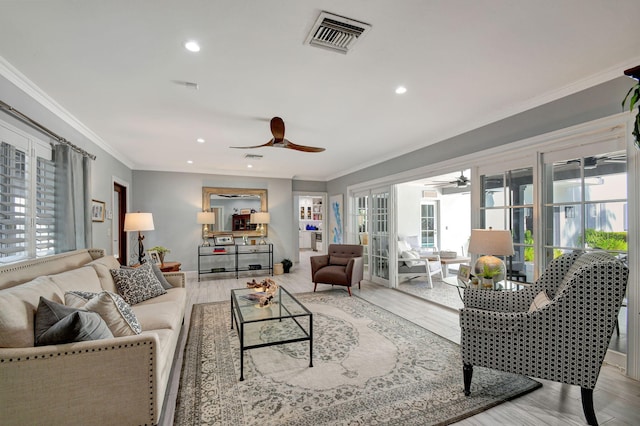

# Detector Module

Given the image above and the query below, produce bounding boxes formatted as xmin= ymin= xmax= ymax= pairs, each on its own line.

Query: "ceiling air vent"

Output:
xmin=244 ymin=154 xmax=263 ymax=160
xmin=305 ymin=11 xmax=371 ymax=54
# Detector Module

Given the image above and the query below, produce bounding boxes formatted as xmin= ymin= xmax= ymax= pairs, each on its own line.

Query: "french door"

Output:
xmin=350 ymin=186 xmax=392 ymax=286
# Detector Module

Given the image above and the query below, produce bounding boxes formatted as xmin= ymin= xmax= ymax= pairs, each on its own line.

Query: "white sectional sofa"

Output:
xmin=0 ymin=249 xmax=186 ymax=426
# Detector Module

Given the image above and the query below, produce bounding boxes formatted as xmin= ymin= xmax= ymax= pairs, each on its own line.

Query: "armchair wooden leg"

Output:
xmin=463 ymin=364 xmax=473 ymax=396
xmin=313 ymin=283 xmax=317 ymax=292
xmin=581 ymin=387 xmax=598 ymax=425
xmin=347 ymin=286 xmax=352 ymax=296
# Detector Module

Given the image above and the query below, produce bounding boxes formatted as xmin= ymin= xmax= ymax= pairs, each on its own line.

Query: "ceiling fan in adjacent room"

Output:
xmin=431 ymin=171 xmax=470 ymax=187
xmin=230 ymin=117 xmax=326 ymax=153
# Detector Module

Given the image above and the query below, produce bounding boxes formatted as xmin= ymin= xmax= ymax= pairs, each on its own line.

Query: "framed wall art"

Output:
xmin=91 ymin=199 xmax=105 ymax=222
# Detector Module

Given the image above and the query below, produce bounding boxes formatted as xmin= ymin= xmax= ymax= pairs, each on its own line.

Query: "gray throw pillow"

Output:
xmin=151 ymin=263 xmax=173 ymax=290
xmin=110 ymin=263 xmax=167 ymax=305
xmin=34 ymin=297 xmax=113 ymax=346
xmin=64 ymin=290 xmax=142 ymax=335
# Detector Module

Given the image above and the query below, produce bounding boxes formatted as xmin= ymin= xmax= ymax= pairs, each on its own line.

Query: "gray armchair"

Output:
xmin=460 ymin=251 xmax=628 ymax=426
xmin=311 ymin=244 xmax=364 ymax=296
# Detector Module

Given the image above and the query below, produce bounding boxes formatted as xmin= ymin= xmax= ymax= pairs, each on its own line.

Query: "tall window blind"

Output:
xmin=0 ymin=123 xmax=53 ymax=263
xmin=0 ymin=141 xmax=28 ymax=260
xmin=36 ymin=156 xmax=55 ymax=256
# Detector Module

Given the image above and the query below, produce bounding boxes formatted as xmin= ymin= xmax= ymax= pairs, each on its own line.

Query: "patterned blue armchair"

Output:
xmin=460 ymin=251 xmax=628 ymax=425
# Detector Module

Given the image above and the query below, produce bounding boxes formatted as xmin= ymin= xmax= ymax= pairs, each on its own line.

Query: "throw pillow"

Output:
xmin=120 ymin=264 xmax=171 ymax=289
xmin=528 ymin=290 xmax=551 ymax=313
xmin=64 ymin=290 xmax=99 ymax=308
xmin=150 ymin=263 xmax=173 ymax=290
xmin=65 ymin=291 xmax=142 ymax=336
xmin=398 ymin=240 xmax=412 ymax=253
xmin=34 ymin=297 xmax=113 ymax=346
xmin=402 ymin=250 xmax=421 ymax=267
xmin=110 ymin=263 xmax=166 ymax=305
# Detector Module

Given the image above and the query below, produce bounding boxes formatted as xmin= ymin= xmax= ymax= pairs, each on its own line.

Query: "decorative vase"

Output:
xmin=158 ymin=252 xmax=165 ymax=265
xmin=481 ymin=277 xmax=494 ymax=290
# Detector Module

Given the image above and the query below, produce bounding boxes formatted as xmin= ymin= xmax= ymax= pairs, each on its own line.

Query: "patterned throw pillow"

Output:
xmin=110 ymin=263 xmax=167 ymax=305
xmin=65 ymin=291 xmax=142 ymax=336
xmin=34 ymin=297 xmax=113 ymax=346
xmin=528 ymin=290 xmax=551 ymax=312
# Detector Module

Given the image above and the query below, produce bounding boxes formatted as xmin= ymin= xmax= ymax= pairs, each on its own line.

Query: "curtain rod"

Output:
xmin=0 ymin=99 xmax=96 ymax=160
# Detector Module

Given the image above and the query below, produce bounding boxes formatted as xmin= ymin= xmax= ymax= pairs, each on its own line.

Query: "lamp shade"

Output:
xmin=123 ymin=212 xmax=155 ymax=232
xmin=468 ymin=229 xmax=514 ymax=256
xmin=250 ymin=212 xmax=270 ymax=224
xmin=197 ymin=211 xmax=216 ymax=224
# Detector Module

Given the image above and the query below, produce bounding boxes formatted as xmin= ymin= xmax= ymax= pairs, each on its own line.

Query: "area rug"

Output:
xmin=174 ymin=290 xmax=541 ymax=425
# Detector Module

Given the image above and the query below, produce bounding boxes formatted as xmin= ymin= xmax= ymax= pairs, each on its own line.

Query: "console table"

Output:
xmin=197 ymin=244 xmax=273 ymax=281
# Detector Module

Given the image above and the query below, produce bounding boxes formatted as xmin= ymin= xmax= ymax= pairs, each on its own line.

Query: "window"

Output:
xmin=480 ymin=167 xmax=534 ymax=282
xmin=0 ymin=123 xmax=53 ymax=263
xmin=420 ymin=202 xmax=437 ymax=247
xmin=542 ymin=149 xmax=627 ymax=262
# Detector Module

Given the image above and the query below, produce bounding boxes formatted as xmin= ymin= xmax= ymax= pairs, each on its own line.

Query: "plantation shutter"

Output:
xmin=36 ymin=155 xmax=55 ymax=256
xmin=0 ymin=141 xmax=28 ymax=261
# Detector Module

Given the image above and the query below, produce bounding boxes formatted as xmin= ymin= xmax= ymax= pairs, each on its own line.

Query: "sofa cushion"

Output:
xmin=87 ymin=255 xmax=122 ymax=293
xmin=110 ymin=264 xmax=167 ymax=305
xmin=48 ymin=265 xmax=103 ymax=294
xmin=64 ymin=291 xmax=142 ymax=336
xmin=329 ymin=256 xmax=350 ymax=266
xmin=34 ymin=297 xmax=113 ymax=346
xmin=0 ymin=276 xmax=62 ymax=348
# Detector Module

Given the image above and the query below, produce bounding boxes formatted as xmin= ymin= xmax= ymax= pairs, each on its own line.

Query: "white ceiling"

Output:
xmin=1 ymin=1 xmax=639 ymax=181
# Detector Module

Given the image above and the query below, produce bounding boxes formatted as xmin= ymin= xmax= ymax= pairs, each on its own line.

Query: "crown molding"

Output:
xmin=0 ymin=56 xmax=133 ymax=169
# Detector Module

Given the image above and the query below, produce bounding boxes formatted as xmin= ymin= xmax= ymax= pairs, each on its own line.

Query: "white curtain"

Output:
xmin=54 ymin=145 xmax=92 ymax=252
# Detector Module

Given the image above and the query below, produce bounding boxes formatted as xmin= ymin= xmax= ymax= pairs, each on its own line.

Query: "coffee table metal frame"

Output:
xmin=230 ymin=285 xmax=313 ymax=381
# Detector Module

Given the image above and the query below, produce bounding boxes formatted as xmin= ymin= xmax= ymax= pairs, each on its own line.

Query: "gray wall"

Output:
xmin=327 ymin=77 xmax=637 ymax=195
xmin=131 ymin=171 xmax=295 ymax=271
xmin=0 ymin=74 xmax=133 ymax=254
xmin=292 ymin=179 xmax=327 ymax=192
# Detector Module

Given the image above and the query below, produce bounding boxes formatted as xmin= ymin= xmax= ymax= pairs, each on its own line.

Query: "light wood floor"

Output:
xmin=160 ymin=251 xmax=639 ymax=426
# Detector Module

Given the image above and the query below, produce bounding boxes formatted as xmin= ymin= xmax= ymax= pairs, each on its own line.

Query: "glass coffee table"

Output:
xmin=230 ymin=286 xmax=313 ymax=381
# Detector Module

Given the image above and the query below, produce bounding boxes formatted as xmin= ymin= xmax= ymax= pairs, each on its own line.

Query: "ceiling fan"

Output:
xmin=431 ymin=171 xmax=470 ymax=187
xmin=230 ymin=117 xmax=326 ymax=153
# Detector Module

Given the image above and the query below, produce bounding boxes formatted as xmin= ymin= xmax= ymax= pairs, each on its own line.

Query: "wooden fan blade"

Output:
xmin=230 ymin=140 xmax=274 ymax=149
xmin=285 ymin=139 xmax=325 ymax=153
xmin=270 ymin=117 xmax=285 ymax=142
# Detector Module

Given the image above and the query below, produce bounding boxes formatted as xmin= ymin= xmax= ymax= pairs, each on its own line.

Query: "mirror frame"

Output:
xmin=202 ymin=187 xmax=268 ymax=237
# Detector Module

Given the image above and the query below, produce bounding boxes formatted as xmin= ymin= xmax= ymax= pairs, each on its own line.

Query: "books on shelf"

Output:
xmin=212 ymin=248 xmax=227 ymax=254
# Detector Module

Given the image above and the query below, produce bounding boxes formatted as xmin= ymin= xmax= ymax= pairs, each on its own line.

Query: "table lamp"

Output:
xmin=468 ymin=228 xmax=514 ymax=287
xmin=250 ymin=212 xmax=270 ymax=244
xmin=124 ymin=212 xmax=155 ymax=264
xmin=197 ymin=211 xmax=216 ymax=246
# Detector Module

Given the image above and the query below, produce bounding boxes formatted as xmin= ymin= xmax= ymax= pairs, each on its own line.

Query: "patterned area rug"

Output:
xmin=174 ymin=290 xmax=540 ymax=425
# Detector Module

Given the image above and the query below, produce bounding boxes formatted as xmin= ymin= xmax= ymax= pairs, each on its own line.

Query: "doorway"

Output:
xmin=113 ymin=182 xmax=127 ymax=265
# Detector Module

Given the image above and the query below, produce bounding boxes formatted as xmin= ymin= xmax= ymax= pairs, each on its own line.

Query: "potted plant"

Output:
xmin=477 ymin=263 xmax=502 ymax=290
xmin=622 ymin=65 xmax=640 ymax=149
xmin=149 ymin=246 xmax=170 ymax=264
xmin=281 ymin=258 xmax=293 ymax=273
xmin=524 ymin=230 xmax=535 ymax=282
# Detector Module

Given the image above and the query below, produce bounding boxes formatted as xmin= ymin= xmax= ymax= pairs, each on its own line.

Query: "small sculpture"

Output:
xmin=246 ymin=278 xmax=278 ymax=307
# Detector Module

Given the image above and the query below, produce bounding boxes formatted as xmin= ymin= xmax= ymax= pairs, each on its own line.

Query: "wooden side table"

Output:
xmin=159 ymin=261 xmax=181 ymax=272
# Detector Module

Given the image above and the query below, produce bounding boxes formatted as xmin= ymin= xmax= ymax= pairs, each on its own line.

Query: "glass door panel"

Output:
xmin=370 ymin=189 xmax=390 ymax=285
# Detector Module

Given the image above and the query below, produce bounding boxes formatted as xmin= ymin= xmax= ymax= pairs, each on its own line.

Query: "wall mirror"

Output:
xmin=202 ymin=187 xmax=268 ymax=237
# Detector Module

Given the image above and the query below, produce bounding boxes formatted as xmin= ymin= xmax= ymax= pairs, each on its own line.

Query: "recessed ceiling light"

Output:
xmin=196 ymin=138 xmax=205 ymax=143
xmin=395 ymin=86 xmax=407 ymax=95
xmin=184 ymin=40 xmax=200 ymax=52
xmin=187 ymin=160 xmax=193 ymax=164
xmin=247 ymin=164 xmax=253 ymax=168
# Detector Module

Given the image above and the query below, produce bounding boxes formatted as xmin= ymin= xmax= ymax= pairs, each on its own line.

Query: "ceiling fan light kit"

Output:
xmin=230 ymin=117 xmax=326 ymax=153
